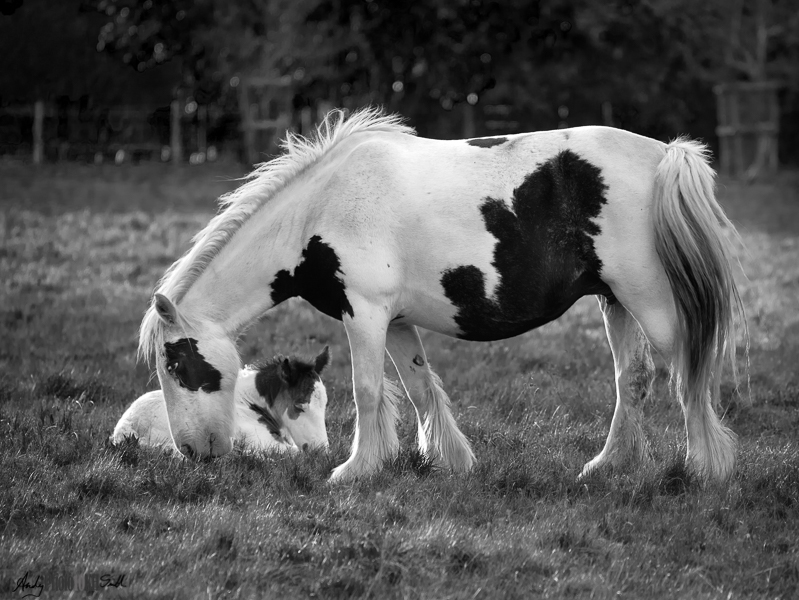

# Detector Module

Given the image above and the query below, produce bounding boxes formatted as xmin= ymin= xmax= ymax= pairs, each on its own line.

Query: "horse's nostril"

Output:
xmin=302 ymin=443 xmax=309 ymax=452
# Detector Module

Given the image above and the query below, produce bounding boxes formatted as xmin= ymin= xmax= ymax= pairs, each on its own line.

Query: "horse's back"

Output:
xmin=323 ymin=124 xmax=666 ymax=246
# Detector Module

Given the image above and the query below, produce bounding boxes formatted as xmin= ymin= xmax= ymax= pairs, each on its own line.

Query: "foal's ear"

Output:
xmin=279 ymin=357 xmax=293 ymax=383
xmin=154 ymin=293 xmax=177 ymax=325
xmin=314 ymin=345 xmax=330 ymax=374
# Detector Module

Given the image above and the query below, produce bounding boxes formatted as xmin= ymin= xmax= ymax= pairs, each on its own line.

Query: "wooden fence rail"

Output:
xmin=0 ymin=100 xmax=220 ymax=165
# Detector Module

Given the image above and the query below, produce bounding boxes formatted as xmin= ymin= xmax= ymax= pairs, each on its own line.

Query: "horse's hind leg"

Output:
xmin=385 ymin=323 xmax=475 ymax=472
xmin=610 ymin=278 xmax=736 ymax=482
xmin=580 ymin=297 xmax=655 ymax=478
xmin=329 ymin=302 xmax=401 ymax=482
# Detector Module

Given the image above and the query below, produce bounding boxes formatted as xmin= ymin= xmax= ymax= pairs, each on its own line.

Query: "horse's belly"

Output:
xmin=394 ymin=297 xmax=464 ymax=338
xmin=402 ymin=309 xmax=546 ymax=341
xmin=399 ymin=270 xmax=609 ymax=341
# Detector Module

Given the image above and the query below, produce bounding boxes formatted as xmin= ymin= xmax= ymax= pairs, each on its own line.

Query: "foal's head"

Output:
xmin=151 ymin=293 xmax=240 ymax=459
xmin=242 ymin=346 xmax=331 ymax=451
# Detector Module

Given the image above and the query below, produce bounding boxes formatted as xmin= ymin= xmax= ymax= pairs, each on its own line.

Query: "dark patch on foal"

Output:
xmin=254 ymin=355 xmax=322 ymax=421
xmin=466 ymin=137 xmax=508 ymax=149
xmin=441 ymin=150 xmax=611 ymax=341
xmin=163 ymin=338 xmax=222 ymax=393
xmin=247 ymin=402 xmax=283 ymax=441
xmin=270 ymin=235 xmax=354 ymax=320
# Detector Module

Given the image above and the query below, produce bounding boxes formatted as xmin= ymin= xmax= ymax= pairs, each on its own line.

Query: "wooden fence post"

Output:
xmin=462 ymin=102 xmax=476 ymax=138
xmin=170 ymin=99 xmax=182 ymax=164
xmin=33 ymin=100 xmax=44 ymax=164
xmin=238 ymin=81 xmax=256 ymax=165
xmin=714 ymin=81 xmax=780 ymax=179
xmin=239 ymin=75 xmax=293 ymax=166
xmin=300 ymin=106 xmax=312 ymax=136
xmin=601 ymin=101 xmax=614 ymax=127
xmin=197 ymin=104 xmax=207 ymax=158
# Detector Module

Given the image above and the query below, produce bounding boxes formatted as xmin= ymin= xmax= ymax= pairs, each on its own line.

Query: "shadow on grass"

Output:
xmin=386 ymin=447 xmax=439 ymax=479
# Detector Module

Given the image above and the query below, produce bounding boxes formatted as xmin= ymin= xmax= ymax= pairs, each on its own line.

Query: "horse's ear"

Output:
xmin=314 ymin=345 xmax=330 ymax=374
xmin=154 ymin=293 xmax=177 ymax=325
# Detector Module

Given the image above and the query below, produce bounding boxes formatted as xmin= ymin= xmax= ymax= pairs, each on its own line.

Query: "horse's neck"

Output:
xmin=182 ymin=185 xmax=316 ymax=336
xmin=178 ymin=130 xmax=386 ymax=336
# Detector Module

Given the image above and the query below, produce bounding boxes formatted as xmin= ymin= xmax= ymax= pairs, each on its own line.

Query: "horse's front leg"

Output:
xmin=329 ymin=301 xmax=400 ymax=482
xmin=385 ymin=323 xmax=474 ymax=472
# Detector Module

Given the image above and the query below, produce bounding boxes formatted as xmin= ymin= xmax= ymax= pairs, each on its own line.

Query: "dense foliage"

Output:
xmin=81 ymin=0 xmax=799 ymax=143
xmin=1 ymin=0 xmax=798 ymax=151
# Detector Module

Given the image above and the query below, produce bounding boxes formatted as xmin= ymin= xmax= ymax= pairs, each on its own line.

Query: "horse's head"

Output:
xmin=243 ymin=346 xmax=331 ymax=451
xmin=152 ymin=293 xmax=240 ymax=458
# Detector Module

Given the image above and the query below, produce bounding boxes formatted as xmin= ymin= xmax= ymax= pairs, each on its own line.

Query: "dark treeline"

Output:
xmin=1 ymin=0 xmax=798 ymax=160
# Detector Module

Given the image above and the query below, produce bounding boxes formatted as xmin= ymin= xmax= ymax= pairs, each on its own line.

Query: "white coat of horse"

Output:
xmin=114 ymin=348 xmax=330 ymax=453
xmin=138 ymin=108 xmax=744 ymax=483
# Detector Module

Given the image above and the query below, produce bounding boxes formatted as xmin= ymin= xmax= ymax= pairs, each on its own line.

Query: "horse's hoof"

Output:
xmin=578 ymin=455 xmax=606 ymax=481
xmin=328 ymin=459 xmax=371 ymax=483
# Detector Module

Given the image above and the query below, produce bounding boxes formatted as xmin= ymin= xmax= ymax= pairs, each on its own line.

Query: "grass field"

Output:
xmin=1 ymin=157 xmax=798 ymax=599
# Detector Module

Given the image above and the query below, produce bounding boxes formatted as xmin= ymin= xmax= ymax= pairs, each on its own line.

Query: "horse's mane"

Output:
xmin=138 ymin=107 xmax=415 ymax=363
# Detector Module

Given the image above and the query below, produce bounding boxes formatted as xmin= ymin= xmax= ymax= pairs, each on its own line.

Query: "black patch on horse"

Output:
xmin=467 ymin=137 xmax=508 ymax=148
xmin=270 ymin=235 xmax=354 ymax=320
xmin=163 ymin=338 xmax=222 ymax=393
xmin=441 ymin=150 xmax=612 ymax=341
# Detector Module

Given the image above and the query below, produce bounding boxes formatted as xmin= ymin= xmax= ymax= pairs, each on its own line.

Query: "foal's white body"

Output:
xmin=113 ymin=366 xmax=328 ymax=452
xmin=140 ymin=109 xmax=743 ymax=484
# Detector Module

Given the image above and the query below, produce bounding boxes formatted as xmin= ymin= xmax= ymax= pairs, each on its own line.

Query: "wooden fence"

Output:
xmin=714 ymin=81 xmax=781 ymax=179
xmin=0 ymin=100 xmax=228 ymax=165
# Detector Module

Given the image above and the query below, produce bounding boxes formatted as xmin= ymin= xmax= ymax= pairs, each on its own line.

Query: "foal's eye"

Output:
xmin=167 ymin=361 xmax=179 ymax=375
xmin=294 ymin=404 xmax=305 ymax=414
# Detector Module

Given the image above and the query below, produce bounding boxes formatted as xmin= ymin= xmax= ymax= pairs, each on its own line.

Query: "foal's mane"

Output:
xmin=138 ymin=108 xmax=415 ymax=362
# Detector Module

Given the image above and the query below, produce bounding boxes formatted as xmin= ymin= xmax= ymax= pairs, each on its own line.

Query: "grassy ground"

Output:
xmin=1 ymin=157 xmax=798 ymax=599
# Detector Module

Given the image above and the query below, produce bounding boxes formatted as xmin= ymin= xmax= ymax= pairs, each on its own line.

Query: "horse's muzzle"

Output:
xmin=179 ymin=443 xmax=197 ymax=459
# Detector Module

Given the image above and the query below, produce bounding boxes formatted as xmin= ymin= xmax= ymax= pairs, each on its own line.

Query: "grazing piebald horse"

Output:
xmin=139 ymin=108 xmax=744 ymax=483
xmin=114 ymin=348 xmax=330 ymax=452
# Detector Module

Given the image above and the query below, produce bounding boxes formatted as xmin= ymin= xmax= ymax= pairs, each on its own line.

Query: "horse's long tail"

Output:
xmin=652 ymin=138 xmax=745 ymax=479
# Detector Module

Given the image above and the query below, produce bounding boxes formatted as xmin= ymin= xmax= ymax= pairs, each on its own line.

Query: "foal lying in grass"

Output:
xmin=113 ymin=347 xmax=330 ymax=454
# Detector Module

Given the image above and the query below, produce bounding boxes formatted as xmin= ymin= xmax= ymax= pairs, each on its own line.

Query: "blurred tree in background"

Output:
xmin=2 ymin=0 xmax=798 ymax=161
xmin=0 ymin=0 xmax=178 ymax=105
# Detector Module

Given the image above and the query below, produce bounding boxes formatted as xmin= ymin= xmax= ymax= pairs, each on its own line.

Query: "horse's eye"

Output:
xmin=167 ymin=361 xmax=178 ymax=374
xmin=294 ymin=404 xmax=305 ymax=414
